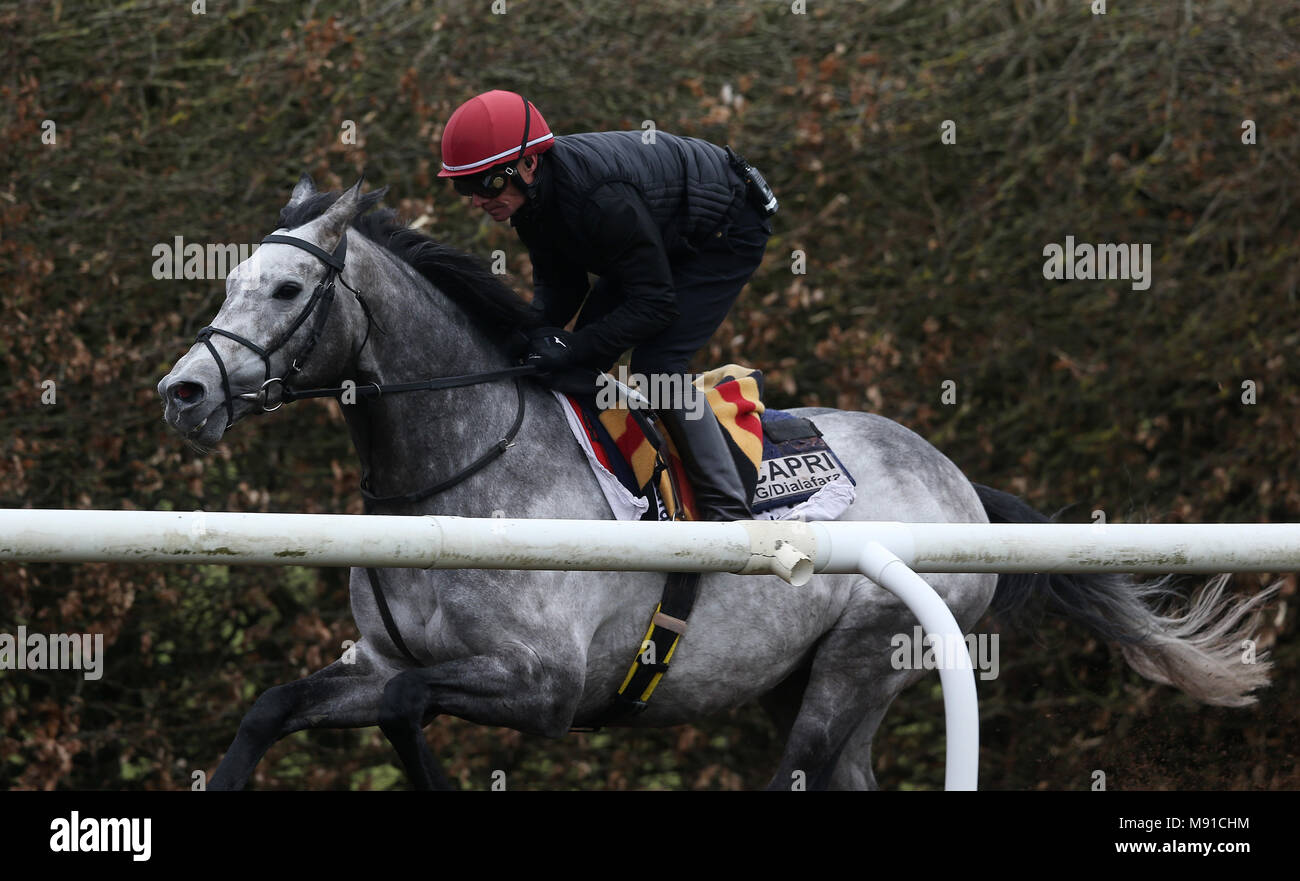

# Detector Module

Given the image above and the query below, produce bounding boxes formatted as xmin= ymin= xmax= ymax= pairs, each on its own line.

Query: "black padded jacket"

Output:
xmin=510 ymin=130 xmax=748 ymax=366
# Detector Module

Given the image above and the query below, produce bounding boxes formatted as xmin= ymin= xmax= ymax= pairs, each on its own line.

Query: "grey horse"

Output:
xmin=158 ymin=177 xmax=1273 ymax=790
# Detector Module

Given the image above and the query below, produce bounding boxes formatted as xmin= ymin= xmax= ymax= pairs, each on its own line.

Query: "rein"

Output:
xmin=194 ymin=230 xmax=541 ymax=505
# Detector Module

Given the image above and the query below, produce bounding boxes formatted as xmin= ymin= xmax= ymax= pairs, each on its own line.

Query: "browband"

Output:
xmin=261 ymin=233 xmax=347 ymax=272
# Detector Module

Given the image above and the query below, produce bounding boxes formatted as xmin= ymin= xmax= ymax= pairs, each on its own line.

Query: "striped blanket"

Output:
xmin=567 ymin=364 xmax=765 ymax=521
xmin=563 ymin=363 xmax=856 ymax=521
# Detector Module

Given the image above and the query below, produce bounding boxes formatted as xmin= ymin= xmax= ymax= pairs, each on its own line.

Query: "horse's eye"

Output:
xmin=273 ymin=282 xmax=302 ymax=300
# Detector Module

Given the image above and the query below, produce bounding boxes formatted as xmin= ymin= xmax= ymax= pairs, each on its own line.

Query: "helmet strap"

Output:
xmin=518 ymin=93 xmax=532 ymax=163
xmin=512 ymin=94 xmax=542 ymax=209
xmin=516 ymin=96 xmax=540 ymax=201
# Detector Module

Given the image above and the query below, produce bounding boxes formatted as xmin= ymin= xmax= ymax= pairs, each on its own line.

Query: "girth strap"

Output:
xmin=364 ymin=567 xmax=420 ymax=665
xmin=578 ymin=570 xmax=702 ymax=730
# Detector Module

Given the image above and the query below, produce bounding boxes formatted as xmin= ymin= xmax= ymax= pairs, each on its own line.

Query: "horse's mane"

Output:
xmin=278 ymin=187 xmax=543 ymax=342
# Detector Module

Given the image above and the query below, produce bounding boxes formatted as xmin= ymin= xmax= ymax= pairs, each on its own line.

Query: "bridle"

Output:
xmin=193 ymin=230 xmax=538 ymax=506
xmin=196 ymin=233 xmax=356 ymax=426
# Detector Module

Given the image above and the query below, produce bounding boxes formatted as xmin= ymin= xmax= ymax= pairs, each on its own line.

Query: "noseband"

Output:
xmin=195 ymin=233 xmax=355 ymax=427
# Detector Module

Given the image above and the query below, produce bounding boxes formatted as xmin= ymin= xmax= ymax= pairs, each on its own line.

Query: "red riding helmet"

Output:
xmin=437 ymin=90 xmax=554 ymax=177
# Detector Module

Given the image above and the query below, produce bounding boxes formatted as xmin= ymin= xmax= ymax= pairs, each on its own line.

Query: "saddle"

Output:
xmin=557 ymin=363 xmax=857 ymax=522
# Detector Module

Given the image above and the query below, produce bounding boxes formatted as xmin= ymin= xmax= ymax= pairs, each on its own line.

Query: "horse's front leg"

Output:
xmin=209 ymin=638 xmax=398 ymax=790
xmin=378 ymin=643 xmax=584 ymax=791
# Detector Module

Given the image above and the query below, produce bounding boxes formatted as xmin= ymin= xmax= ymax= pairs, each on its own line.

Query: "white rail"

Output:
xmin=5 ymin=511 xmax=1299 ymax=576
xmin=5 ymin=508 xmax=1298 ymax=791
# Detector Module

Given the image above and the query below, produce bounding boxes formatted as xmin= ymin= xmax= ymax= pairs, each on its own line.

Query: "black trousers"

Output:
xmin=574 ymin=203 xmax=772 ymax=376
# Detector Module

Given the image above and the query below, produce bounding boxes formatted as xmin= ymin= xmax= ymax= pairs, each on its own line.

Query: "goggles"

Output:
xmin=451 ymin=163 xmax=518 ymax=199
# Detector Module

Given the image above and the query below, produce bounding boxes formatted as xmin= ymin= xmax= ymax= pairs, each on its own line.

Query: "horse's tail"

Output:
xmin=972 ymin=483 xmax=1278 ymax=707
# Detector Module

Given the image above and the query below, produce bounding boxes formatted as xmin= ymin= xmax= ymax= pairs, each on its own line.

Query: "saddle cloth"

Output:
xmin=553 ymin=364 xmax=857 ymax=521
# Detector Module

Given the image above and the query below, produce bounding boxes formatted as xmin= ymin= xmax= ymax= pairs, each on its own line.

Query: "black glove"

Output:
xmin=520 ymin=327 xmax=600 ymax=396
xmin=524 ymin=327 xmax=579 ymax=372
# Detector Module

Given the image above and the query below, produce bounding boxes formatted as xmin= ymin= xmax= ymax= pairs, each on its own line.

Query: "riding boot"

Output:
xmin=656 ymin=385 xmax=753 ymax=522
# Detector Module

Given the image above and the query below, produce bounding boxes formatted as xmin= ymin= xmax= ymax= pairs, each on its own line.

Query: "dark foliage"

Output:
xmin=1 ymin=0 xmax=1295 ymax=790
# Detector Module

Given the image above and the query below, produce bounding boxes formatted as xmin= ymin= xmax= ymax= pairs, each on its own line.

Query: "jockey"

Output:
xmin=438 ymin=90 xmax=775 ymax=522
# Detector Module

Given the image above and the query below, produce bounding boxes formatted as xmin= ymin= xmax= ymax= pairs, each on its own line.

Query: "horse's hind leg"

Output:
xmin=209 ymin=638 xmax=395 ymax=790
xmin=759 ymin=664 xmax=810 ymax=740
xmin=765 ymin=582 xmax=923 ymax=792
xmin=826 ymin=706 xmax=893 ymax=790
xmin=378 ymin=646 xmax=583 ymax=791
xmin=762 ymin=668 xmax=893 ymax=791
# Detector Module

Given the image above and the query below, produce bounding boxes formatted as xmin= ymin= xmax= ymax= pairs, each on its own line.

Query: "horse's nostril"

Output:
xmin=170 ymin=381 xmax=204 ymax=405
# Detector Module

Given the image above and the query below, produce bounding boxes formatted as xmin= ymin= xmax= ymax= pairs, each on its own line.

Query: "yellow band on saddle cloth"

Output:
xmin=595 ymin=364 xmax=765 ymax=521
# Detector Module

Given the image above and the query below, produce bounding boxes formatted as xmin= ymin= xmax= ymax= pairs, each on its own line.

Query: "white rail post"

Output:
xmin=856 ymin=540 xmax=979 ymax=791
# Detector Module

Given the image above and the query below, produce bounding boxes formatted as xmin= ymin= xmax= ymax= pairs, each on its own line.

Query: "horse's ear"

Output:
xmin=316 ymin=178 xmax=366 ymax=241
xmin=287 ymin=173 xmax=316 ymax=208
xmin=359 ymin=184 xmax=389 ymax=215
xmin=345 ymin=175 xmax=388 ymax=215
